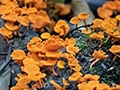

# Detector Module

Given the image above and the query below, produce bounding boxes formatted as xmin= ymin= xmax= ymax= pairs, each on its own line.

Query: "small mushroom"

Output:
xmin=50 ymin=80 xmax=62 ymax=90
xmin=63 ymin=78 xmax=69 ymax=90
xmin=90 ymin=19 xmax=104 ymax=32
xmin=90 ymin=32 xmax=104 ymax=47
xmin=70 ymin=16 xmax=81 ymax=29
xmin=57 ymin=60 xmax=65 ymax=73
xmin=30 ymin=36 xmax=42 ymax=43
xmin=96 ymin=83 xmax=110 ymax=90
xmin=41 ymin=32 xmax=51 ymax=39
xmin=66 ymin=46 xmax=80 ymax=55
xmin=89 ymin=50 xmax=108 ymax=68
xmin=97 ymin=7 xmax=113 ymax=19
xmin=68 ymin=72 xmax=83 ymax=83
xmin=109 ymin=45 xmax=120 ymax=60
xmin=82 ymin=29 xmax=91 ymax=41
xmin=78 ymin=12 xmax=89 ymax=30
xmin=72 ymin=64 xmax=81 ymax=72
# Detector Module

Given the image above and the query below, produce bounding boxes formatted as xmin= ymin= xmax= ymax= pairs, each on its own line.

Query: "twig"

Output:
xmin=64 ymin=23 xmax=93 ymax=39
xmin=0 ymin=43 xmax=12 ymax=75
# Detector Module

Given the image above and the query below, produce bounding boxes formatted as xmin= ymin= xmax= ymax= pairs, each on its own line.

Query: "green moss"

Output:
xmin=89 ymin=67 xmax=97 ymax=74
xmin=77 ymin=42 xmax=88 ymax=50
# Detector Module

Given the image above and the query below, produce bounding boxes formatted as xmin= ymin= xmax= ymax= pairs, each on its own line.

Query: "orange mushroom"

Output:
xmin=57 ymin=60 xmax=65 ymax=73
xmin=70 ymin=16 xmax=81 ymax=29
xmin=90 ymin=32 xmax=104 ymax=47
xmin=78 ymin=12 xmax=89 ymax=30
xmin=11 ymin=49 xmax=26 ymax=61
xmin=82 ymin=29 xmax=91 ymax=41
xmin=54 ymin=3 xmax=71 ymax=16
xmin=103 ymin=1 xmax=117 ymax=11
xmin=82 ymin=74 xmax=100 ymax=82
xmin=90 ymin=19 xmax=104 ymax=32
xmin=72 ymin=64 xmax=81 ymax=72
xmin=97 ymin=7 xmax=113 ymax=19
xmin=33 ymin=1 xmax=47 ymax=10
xmin=96 ymin=83 xmax=110 ymax=90
xmin=63 ymin=78 xmax=69 ymax=90
xmin=50 ymin=80 xmax=62 ymax=90
xmin=41 ymin=32 xmax=50 ymax=39
xmin=0 ymin=27 xmax=13 ymax=43
xmin=89 ymin=50 xmax=108 ymax=68
xmin=66 ymin=46 xmax=80 ymax=55
xmin=54 ymin=20 xmax=70 ymax=36
xmin=68 ymin=72 xmax=83 ymax=83
xmin=30 ymin=36 xmax=42 ymax=43
xmin=39 ymin=59 xmax=57 ymax=75
xmin=109 ymin=45 xmax=120 ymax=60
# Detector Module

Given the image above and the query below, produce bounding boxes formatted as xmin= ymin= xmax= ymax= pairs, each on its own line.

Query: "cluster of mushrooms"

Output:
xmin=1 ymin=0 xmax=120 ymax=89
xmin=97 ymin=0 xmax=120 ymax=19
xmin=0 ymin=0 xmax=71 ymax=43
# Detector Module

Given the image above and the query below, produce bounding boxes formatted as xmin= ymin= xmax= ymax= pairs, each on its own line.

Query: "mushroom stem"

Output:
xmin=90 ymin=59 xmax=100 ymax=68
xmin=17 ymin=24 xmax=21 ymax=36
xmin=88 ymin=34 xmax=91 ymax=41
xmin=83 ymin=19 xmax=88 ymax=30
xmin=49 ymin=66 xmax=57 ymax=76
xmin=106 ymin=35 xmax=110 ymax=42
xmin=89 ymin=58 xmax=95 ymax=61
xmin=113 ymin=53 xmax=117 ymax=60
xmin=70 ymin=66 xmax=73 ymax=73
xmin=13 ymin=31 xmax=17 ymax=36
xmin=118 ymin=21 xmax=120 ymax=33
xmin=92 ymin=28 xmax=96 ymax=32
xmin=99 ymin=39 xmax=103 ymax=47
xmin=75 ymin=24 xmax=78 ymax=30
xmin=63 ymin=85 xmax=66 ymax=90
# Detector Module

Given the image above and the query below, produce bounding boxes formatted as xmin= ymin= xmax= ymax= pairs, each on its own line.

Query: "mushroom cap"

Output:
xmin=2 ymin=12 xmax=18 ymax=22
xmin=28 ymin=14 xmax=38 ymax=23
xmin=34 ymin=42 xmax=45 ymax=53
xmin=88 ymin=81 xmax=99 ymax=89
xmin=5 ymin=22 xmax=19 ymax=31
xmin=97 ymin=7 xmax=113 ymax=19
xmin=34 ymin=2 xmax=47 ymax=10
xmin=31 ymin=53 xmax=42 ymax=62
xmin=57 ymin=60 xmax=65 ymax=69
xmin=83 ymin=74 xmax=100 ymax=81
xmin=17 ymin=76 xmax=31 ymax=88
xmin=55 ymin=3 xmax=71 ymax=15
xmin=97 ymin=83 xmax=110 ymax=90
xmin=41 ymin=32 xmax=50 ymax=39
xmin=78 ymin=12 xmax=89 ymax=19
xmin=109 ymin=45 xmax=120 ymax=54
xmin=91 ymin=19 xmax=104 ymax=29
xmin=103 ymin=1 xmax=117 ymax=10
xmin=28 ymin=72 xmax=46 ymax=81
xmin=39 ymin=59 xmax=57 ymax=66
xmin=0 ymin=27 xmax=12 ymax=37
xmin=30 ymin=36 xmax=42 ymax=43
xmin=50 ymin=80 xmax=62 ymax=89
xmin=116 ymin=15 xmax=120 ymax=21
xmin=102 ymin=22 xmax=112 ymax=30
xmin=82 ymin=29 xmax=91 ymax=35
xmin=70 ymin=17 xmax=81 ymax=25
xmin=16 ymin=16 xmax=30 ymax=26
xmin=46 ymin=51 xmax=62 ymax=58
xmin=64 ymin=37 xmax=76 ymax=47
xmin=24 ymin=65 xmax=40 ymax=74
xmin=92 ymin=50 xmax=108 ymax=60
xmin=10 ymin=86 xmax=22 ymax=90
xmin=27 ymin=42 xmax=38 ymax=53
xmin=66 ymin=46 xmax=80 ymax=55
xmin=24 ymin=0 xmax=35 ymax=3
xmin=72 ymin=64 xmax=81 ymax=72
xmin=11 ymin=50 xmax=26 ymax=61
xmin=54 ymin=20 xmax=70 ymax=36
xmin=90 ymin=32 xmax=104 ymax=39
xmin=27 ymin=7 xmax=38 ymax=15
xmin=68 ymin=72 xmax=83 ymax=81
